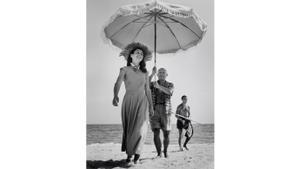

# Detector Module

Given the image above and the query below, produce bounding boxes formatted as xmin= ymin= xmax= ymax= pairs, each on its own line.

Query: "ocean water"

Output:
xmin=87 ymin=124 xmax=214 ymax=145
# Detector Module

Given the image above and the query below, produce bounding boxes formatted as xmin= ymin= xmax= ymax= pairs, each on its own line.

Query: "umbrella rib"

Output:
xmin=157 ymin=16 xmax=182 ymax=49
xmin=109 ymin=14 xmax=152 ymax=38
xmin=132 ymin=15 xmax=154 ymax=42
xmin=160 ymin=15 xmax=202 ymax=40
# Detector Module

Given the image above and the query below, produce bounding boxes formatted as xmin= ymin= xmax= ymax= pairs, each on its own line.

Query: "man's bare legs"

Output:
xmin=153 ymin=128 xmax=170 ymax=158
xmin=178 ymin=129 xmax=184 ymax=151
xmin=153 ymin=129 xmax=162 ymax=157
xmin=162 ymin=130 xmax=170 ymax=158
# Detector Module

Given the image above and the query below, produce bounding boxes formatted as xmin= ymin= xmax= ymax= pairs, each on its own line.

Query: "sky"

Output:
xmin=87 ymin=0 xmax=214 ymax=124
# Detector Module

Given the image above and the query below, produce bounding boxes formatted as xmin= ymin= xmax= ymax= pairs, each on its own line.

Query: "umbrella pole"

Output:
xmin=154 ymin=12 xmax=157 ymax=67
xmin=154 ymin=11 xmax=157 ymax=81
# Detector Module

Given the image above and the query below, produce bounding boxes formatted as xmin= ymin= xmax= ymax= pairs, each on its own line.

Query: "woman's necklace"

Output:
xmin=130 ymin=63 xmax=140 ymax=72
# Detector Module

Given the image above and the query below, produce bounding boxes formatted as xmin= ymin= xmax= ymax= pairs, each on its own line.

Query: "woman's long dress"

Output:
xmin=121 ymin=66 xmax=149 ymax=156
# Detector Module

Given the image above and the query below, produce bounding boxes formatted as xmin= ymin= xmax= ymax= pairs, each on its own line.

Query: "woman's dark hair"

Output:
xmin=181 ymin=95 xmax=187 ymax=100
xmin=127 ymin=48 xmax=147 ymax=73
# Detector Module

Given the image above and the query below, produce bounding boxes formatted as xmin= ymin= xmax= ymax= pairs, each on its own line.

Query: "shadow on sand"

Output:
xmin=87 ymin=159 xmax=130 ymax=169
xmin=87 ymin=157 xmax=156 ymax=169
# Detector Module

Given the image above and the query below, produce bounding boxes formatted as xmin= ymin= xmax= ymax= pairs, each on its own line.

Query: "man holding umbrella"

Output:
xmin=149 ymin=66 xmax=174 ymax=158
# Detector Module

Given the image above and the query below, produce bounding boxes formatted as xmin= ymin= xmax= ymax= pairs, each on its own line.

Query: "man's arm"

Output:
xmin=149 ymin=66 xmax=157 ymax=82
xmin=149 ymin=73 xmax=155 ymax=82
xmin=145 ymin=72 xmax=154 ymax=116
xmin=187 ymin=106 xmax=191 ymax=117
xmin=154 ymin=82 xmax=174 ymax=95
xmin=175 ymin=105 xmax=181 ymax=119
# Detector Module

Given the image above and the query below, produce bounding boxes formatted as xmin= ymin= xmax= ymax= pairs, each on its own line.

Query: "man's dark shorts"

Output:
xmin=150 ymin=104 xmax=171 ymax=131
xmin=176 ymin=119 xmax=190 ymax=130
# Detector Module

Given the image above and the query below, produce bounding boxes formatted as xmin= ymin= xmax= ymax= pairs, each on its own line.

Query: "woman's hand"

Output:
xmin=112 ymin=96 xmax=119 ymax=106
xmin=149 ymin=107 xmax=154 ymax=117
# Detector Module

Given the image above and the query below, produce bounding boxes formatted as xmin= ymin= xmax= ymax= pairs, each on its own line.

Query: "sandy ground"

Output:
xmin=87 ymin=143 xmax=214 ymax=169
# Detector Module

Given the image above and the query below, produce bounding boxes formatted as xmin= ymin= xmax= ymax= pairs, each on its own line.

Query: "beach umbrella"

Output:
xmin=104 ymin=0 xmax=207 ymax=66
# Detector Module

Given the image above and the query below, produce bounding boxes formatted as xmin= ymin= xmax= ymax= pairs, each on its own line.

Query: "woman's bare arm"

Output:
xmin=113 ymin=68 xmax=125 ymax=106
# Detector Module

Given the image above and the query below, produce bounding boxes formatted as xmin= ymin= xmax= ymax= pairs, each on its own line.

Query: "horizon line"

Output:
xmin=87 ymin=123 xmax=214 ymax=125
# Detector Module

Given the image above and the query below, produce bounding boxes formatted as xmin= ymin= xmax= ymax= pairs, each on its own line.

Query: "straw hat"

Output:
xmin=119 ymin=42 xmax=152 ymax=62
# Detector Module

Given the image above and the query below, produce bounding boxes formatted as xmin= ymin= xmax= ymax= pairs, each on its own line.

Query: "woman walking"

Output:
xmin=112 ymin=42 xmax=154 ymax=164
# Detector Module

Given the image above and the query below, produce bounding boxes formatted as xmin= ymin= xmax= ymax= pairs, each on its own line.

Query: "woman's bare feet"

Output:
xmin=126 ymin=155 xmax=132 ymax=163
xmin=133 ymin=154 xmax=140 ymax=164
xmin=183 ymin=145 xmax=189 ymax=150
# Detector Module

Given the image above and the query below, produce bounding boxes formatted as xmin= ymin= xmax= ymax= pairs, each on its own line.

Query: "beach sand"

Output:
xmin=87 ymin=143 xmax=214 ymax=169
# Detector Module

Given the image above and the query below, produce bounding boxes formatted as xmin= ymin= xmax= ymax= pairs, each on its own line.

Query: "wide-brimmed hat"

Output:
xmin=119 ymin=42 xmax=152 ymax=62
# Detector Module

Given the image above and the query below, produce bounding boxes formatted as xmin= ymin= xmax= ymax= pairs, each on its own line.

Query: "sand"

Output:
xmin=87 ymin=143 xmax=214 ymax=169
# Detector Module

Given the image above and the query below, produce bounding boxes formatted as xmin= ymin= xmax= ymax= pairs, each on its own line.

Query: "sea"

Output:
xmin=87 ymin=124 xmax=214 ymax=145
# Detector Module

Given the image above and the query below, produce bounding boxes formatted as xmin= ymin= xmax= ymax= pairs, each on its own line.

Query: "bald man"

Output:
xmin=149 ymin=67 xmax=174 ymax=158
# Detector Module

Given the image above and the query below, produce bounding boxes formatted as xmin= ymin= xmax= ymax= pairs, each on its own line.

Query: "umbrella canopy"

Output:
xmin=104 ymin=0 xmax=207 ymax=63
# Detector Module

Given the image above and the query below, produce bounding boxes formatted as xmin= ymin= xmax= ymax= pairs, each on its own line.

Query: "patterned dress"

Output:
xmin=120 ymin=66 xmax=149 ymax=156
